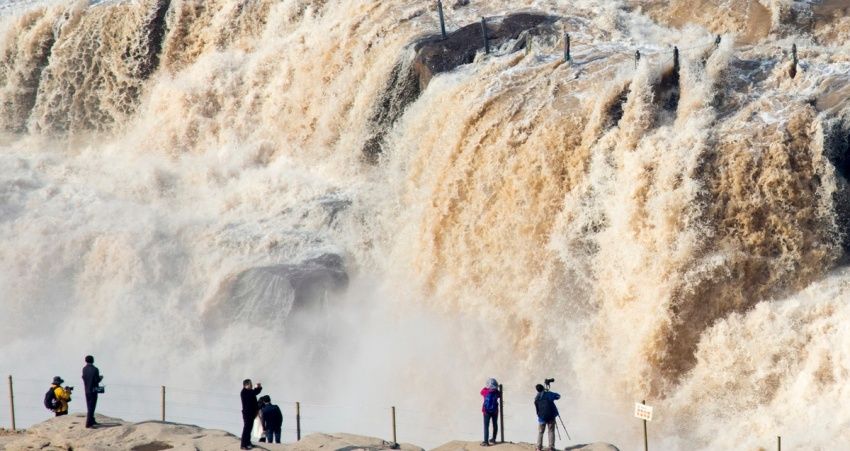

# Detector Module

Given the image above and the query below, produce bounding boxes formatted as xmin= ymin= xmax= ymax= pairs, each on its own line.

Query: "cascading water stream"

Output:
xmin=1 ymin=0 xmax=850 ymax=449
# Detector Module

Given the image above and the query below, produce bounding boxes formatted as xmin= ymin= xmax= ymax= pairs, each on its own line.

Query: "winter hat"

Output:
xmin=486 ymin=378 xmax=498 ymax=389
xmin=52 ymin=376 xmax=64 ymax=385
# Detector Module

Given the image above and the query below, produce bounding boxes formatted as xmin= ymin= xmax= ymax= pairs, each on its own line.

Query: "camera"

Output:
xmin=65 ymin=386 xmax=74 ymax=392
xmin=94 ymin=386 xmax=105 ymax=394
xmin=544 ymin=378 xmax=555 ymax=385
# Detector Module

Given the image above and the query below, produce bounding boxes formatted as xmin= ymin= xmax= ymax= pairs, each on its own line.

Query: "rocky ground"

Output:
xmin=0 ymin=415 xmax=619 ymax=450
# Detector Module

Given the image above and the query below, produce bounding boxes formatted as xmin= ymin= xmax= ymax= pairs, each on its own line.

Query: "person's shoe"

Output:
xmin=480 ymin=442 xmax=490 ymax=447
xmin=489 ymin=439 xmax=497 ymax=445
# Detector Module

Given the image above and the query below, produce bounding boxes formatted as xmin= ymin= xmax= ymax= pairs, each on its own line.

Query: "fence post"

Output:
xmin=789 ymin=43 xmax=798 ymax=79
xmin=8 ymin=375 xmax=15 ymax=431
xmin=480 ymin=17 xmax=490 ymax=54
xmin=296 ymin=402 xmax=301 ymax=441
xmin=498 ymin=384 xmax=504 ymax=443
xmin=564 ymin=32 xmax=571 ymax=62
xmin=673 ymin=46 xmax=679 ymax=72
xmin=635 ymin=50 xmax=641 ymax=68
xmin=437 ymin=0 xmax=447 ymax=40
xmin=777 ymin=436 xmax=781 ymax=451
xmin=392 ymin=406 xmax=398 ymax=444
xmin=161 ymin=386 xmax=166 ymax=421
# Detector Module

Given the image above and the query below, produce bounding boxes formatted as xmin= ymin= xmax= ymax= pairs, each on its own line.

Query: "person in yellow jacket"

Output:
xmin=51 ymin=376 xmax=72 ymax=416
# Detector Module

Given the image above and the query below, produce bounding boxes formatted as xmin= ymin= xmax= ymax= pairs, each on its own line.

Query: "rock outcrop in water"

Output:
xmin=203 ymin=253 xmax=349 ymax=331
xmin=363 ymin=12 xmax=558 ymax=158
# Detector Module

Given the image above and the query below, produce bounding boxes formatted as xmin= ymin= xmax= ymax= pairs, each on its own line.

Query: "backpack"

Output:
xmin=483 ymin=390 xmax=499 ymax=414
xmin=535 ymin=393 xmax=557 ymax=422
xmin=44 ymin=387 xmax=59 ymax=411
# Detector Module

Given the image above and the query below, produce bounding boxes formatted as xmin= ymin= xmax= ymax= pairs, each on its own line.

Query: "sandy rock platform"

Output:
xmin=0 ymin=415 xmax=617 ymax=451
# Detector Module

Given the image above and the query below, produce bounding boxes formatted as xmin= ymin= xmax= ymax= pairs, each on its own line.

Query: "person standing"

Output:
xmin=47 ymin=376 xmax=72 ymax=417
xmin=81 ymin=355 xmax=103 ymax=428
xmin=534 ymin=384 xmax=560 ymax=451
xmin=240 ymin=379 xmax=262 ymax=450
xmin=261 ymin=396 xmax=283 ymax=444
xmin=480 ymin=378 xmax=501 ymax=446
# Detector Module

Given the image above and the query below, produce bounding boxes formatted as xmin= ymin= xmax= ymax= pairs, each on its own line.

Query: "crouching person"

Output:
xmin=45 ymin=376 xmax=72 ymax=417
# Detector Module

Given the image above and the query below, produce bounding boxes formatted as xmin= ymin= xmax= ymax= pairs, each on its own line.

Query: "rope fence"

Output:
xmin=0 ymin=374 xmax=656 ymax=446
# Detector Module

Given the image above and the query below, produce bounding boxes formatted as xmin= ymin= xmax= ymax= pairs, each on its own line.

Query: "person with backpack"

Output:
xmin=45 ymin=376 xmax=72 ymax=417
xmin=480 ymin=378 xmax=501 ymax=446
xmin=534 ymin=384 xmax=560 ymax=451
xmin=261 ymin=395 xmax=283 ymax=444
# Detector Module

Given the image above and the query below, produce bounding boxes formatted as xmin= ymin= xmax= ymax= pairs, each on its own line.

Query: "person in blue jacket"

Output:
xmin=534 ymin=384 xmax=560 ymax=451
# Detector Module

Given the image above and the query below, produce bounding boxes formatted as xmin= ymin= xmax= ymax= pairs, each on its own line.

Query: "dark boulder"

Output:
xmin=202 ymin=253 xmax=349 ymax=331
xmin=363 ymin=12 xmax=558 ymax=159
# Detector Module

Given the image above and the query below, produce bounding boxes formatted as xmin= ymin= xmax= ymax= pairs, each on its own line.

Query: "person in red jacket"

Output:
xmin=480 ymin=378 xmax=501 ymax=446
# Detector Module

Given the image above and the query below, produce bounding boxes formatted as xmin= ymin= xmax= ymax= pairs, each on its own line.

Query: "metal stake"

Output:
xmin=480 ymin=17 xmax=490 ymax=54
xmin=673 ymin=46 xmax=679 ymax=72
xmin=437 ymin=0 xmax=447 ymax=40
xmin=161 ymin=386 xmax=166 ymax=421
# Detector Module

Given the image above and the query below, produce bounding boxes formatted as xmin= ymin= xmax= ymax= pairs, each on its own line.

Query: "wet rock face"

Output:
xmin=203 ymin=253 xmax=349 ymax=330
xmin=411 ymin=13 xmax=556 ymax=88
xmin=363 ymin=12 xmax=558 ymax=159
xmin=823 ymin=118 xmax=850 ymax=254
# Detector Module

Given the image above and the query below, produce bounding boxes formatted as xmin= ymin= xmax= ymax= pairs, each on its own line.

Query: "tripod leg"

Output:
xmin=558 ymin=415 xmax=571 ymax=441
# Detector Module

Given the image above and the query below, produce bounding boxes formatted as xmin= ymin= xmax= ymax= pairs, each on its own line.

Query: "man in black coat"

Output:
xmin=240 ymin=379 xmax=262 ymax=450
xmin=81 ymin=355 xmax=103 ymax=428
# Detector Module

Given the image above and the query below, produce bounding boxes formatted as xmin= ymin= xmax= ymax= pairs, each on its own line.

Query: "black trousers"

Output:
xmin=85 ymin=393 xmax=98 ymax=427
xmin=241 ymin=412 xmax=254 ymax=447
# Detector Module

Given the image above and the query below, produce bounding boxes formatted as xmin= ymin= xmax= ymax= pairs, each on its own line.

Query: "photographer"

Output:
xmin=82 ymin=355 xmax=103 ymax=428
xmin=46 ymin=376 xmax=72 ymax=417
xmin=534 ymin=381 xmax=560 ymax=451
xmin=480 ymin=378 xmax=501 ymax=446
xmin=239 ymin=379 xmax=262 ymax=450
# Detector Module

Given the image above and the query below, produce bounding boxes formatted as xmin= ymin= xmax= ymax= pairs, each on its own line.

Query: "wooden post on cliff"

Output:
xmin=391 ymin=406 xmax=399 ymax=448
xmin=296 ymin=402 xmax=302 ymax=441
xmin=437 ymin=0 xmax=447 ymax=40
xmin=498 ymin=383 xmax=505 ymax=443
xmin=480 ymin=17 xmax=490 ymax=54
xmin=160 ymin=386 xmax=166 ymax=421
xmin=7 ymin=375 xmax=15 ymax=431
xmin=635 ymin=50 xmax=641 ymax=69
xmin=564 ymin=32 xmax=571 ymax=62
